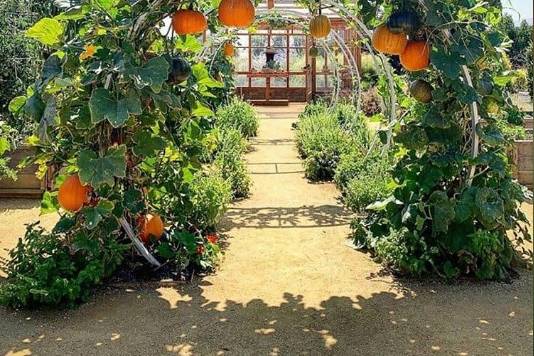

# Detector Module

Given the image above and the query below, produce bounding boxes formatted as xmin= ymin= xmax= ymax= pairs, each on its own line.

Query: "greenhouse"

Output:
xmin=0 ymin=0 xmax=532 ymax=354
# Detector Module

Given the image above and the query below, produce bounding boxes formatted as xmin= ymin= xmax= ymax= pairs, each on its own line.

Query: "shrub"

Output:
xmin=333 ymin=104 xmax=371 ymax=147
xmin=528 ymin=42 xmax=533 ymax=98
xmin=335 ymin=148 xmax=393 ymax=212
xmin=199 ymin=128 xmax=221 ymax=163
xmin=296 ymin=111 xmax=357 ymax=180
xmin=360 ymin=88 xmax=382 ymax=116
xmin=216 ymin=98 xmax=259 ymax=138
xmin=360 ymin=53 xmax=379 ymax=90
xmin=344 ymin=172 xmax=392 ymax=213
xmin=215 ymin=128 xmax=251 ymax=198
xmin=188 ymin=170 xmax=232 ymax=230
xmin=0 ymin=122 xmax=16 ymax=180
xmin=0 ymin=222 xmax=127 ymax=308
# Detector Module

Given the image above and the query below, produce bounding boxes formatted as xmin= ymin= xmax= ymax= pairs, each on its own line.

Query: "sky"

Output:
xmin=503 ymin=0 xmax=534 ymax=25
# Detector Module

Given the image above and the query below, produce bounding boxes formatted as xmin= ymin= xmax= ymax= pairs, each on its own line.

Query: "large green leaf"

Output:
xmin=89 ymin=88 xmax=142 ymax=127
xmin=26 ymin=18 xmax=64 ymax=46
xmin=475 ymin=187 xmax=504 ymax=229
xmin=132 ymin=131 xmax=166 ymax=157
xmin=77 ymin=145 xmax=127 ymax=188
xmin=83 ymin=199 xmax=115 ymax=230
xmin=128 ymin=57 xmax=170 ymax=93
xmin=429 ymin=191 xmax=455 ymax=234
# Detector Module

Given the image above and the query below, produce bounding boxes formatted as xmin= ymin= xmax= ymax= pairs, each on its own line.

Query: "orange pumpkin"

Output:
xmin=371 ymin=25 xmax=408 ymax=55
xmin=400 ymin=40 xmax=430 ymax=71
xmin=310 ymin=15 xmax=331 ymax=39
xmin=172 ymin=9 xmax=208 ymax=35
xmin=223 ymin=42 xmax=235 ymax=57
xmin=58 ymin=175 xmax=90 ymax=212
xmin=218 ymin=0 xmax=255 ymax=28
xmin=139 ymin=214 xmax=165 ymax=243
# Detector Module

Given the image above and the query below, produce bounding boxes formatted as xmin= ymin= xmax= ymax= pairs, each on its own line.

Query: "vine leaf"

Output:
xmin=429 ymin=191 xmax=455 ymax=234
xmin=430 ymin=47 xmax=463 ymax=79
xmin=26 ymin=18 xmax=64 ymax=46
xmin=132 ymin=131 xmax=166 ymax=157
xmin=127 ymin=57 xmax=170 ymax=93
xmin=83 ymin=199 xmax=115 ymax=230
xmin=77 ymin=145 xmax=127 ymax=188
xmin=89 ymin=88 xmax=142 ymax=128
xmin=475 ymin=187 xmax=504 ymax=229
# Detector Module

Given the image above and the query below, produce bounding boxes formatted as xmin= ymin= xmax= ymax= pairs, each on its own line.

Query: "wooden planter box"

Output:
xmin=512 ymin=139 xmax=533 ymax=188
xmin=0 ymin=146 xmax=50 ymax=198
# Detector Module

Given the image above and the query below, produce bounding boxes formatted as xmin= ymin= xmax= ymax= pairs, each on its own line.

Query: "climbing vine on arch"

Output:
xmin=0 ymin=0 xmax=260 ymax=307
xmin=345 ymin=0 xmax=532 ymax=280
xmin=296 ymin=0 xmax=531 ymax=280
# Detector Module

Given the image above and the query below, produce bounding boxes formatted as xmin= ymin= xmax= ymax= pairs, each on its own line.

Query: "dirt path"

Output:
xmin=1 ymin=104 xmax=533 ymax=355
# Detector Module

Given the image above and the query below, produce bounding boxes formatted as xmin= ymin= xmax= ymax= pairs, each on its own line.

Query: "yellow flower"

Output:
xmin=79 ymin=44 xmax=97 ymax=61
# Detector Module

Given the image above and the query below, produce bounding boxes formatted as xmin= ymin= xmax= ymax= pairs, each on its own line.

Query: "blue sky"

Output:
xmin=504 ymin=0 xmax=533 ymax=24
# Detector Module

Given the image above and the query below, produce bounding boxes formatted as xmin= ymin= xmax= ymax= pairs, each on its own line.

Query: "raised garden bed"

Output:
xmin=512 ymin=139 xmax=533 ymax=188
xmin=0 ymin=146 xmax=51 ymax=198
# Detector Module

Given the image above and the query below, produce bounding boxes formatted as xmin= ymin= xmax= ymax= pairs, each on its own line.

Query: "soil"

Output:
xmin=0 ymin=104 xmax=532 ymax=356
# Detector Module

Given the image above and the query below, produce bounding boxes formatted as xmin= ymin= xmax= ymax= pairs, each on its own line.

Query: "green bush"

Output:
xmin=0 ymin=122 xmax=16 ymax=180
xmin=188 ymin=170 xmax=232 ymax=230
xmin=528 ymin=42 xmax=533 ymax=98
xmin=216 ymin=98 xmax=259 ymax=138
xmin=344 ymin=173 xmax=392 ymax=213
xmin=296 ymin=111 xmax=357 ymax=181
xmin=360 ymin=53 xmax=379 ymax=90
xmin=335 ymin=148 xmax=392 ymax=212
xmin=0 ymin=222 xmax=127 ymax=308
xmin=297 ymin=102 xmax=372 ymax=181
xmin=215 ymin=128 xmax=251 ymax=198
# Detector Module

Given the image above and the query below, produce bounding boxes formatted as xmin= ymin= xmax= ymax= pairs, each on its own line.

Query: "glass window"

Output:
xmin=235 ymin=48 xmax=249 ymax=72
xmin=315 ymin=76 xmax=326 ymax=88
xmin=235 ymin=74 xmax=248 ymax=87
xmin=251 ymin=48 xmax=266 ymax=70
xmin=251 ymin=35 xmax=268 ymax=47
xmin=251 ymin=78 xmax=266 ymax=87
xmin=237 ymin=34 xmax=249 ymax=47
xmin=289 ymin=48 xmax=306 ymax=71
xmin=289 ymin=35 xmax=306 ymax=47
xmin=275 ymin=50 xmax=287 ymax=71
xmin=272 ymin=77 xmax=287 ymax=87
xmin=290 ymin=75 xmax=306 ymax=88
xmin=271 ymin=35 xmax=287 ymax=47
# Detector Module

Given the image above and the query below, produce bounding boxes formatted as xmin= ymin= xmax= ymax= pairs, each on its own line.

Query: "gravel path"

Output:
xmin=0 ymin=104 xmax=532 ymax=355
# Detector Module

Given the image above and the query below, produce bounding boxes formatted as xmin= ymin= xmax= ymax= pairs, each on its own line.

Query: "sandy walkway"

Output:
xmin=0 ymin=104 xmax=532 ymax=355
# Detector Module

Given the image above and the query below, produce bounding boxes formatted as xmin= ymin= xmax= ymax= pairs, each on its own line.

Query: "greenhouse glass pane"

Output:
xmin=315 ymin=76 xmax=326 ymax=88
xmin=271 ymin=35 xmax=287 ymax=47
xmin=289 ymin=75 xmax=306 ymax=87
xmin=235 ymin=48 xmax=249 ymax=72
xmin=251 ymin=78 xmax=266 ymax=87
xmin=289 ymin=48 xmax=306 ymax=71
xmin=251 ymin=35 xmax=268 ymax=47
xmin=237 ymin=34 xmax=249 ymax=47
xmin=235 ymin=74 xmax=248 ymax=87
xmin=272 ymin=77 xmax=287 ymax=87
xmin=251 ymin=48 xmax=266 ymax=70
xmin=289 ymin=35 xmax=306 ymax=47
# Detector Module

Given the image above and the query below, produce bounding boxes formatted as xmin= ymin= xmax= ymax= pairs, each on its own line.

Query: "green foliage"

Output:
xmin=215 ymin=128 xmax=251 ymax=198
xmin=0 ymin=0 xmax=55 ymax=135
xmin=0 ymin=122 xmax=17 ymax=180
xmin=1 ymin=0 xmax=245 ymax=308
xmin=297 ymin=102 xmax=370 ymax=181
xmin=500 ymin=15 xmax=532 ymax=68
xmin=216 ymin=98 xmax=259 ymax=138
xmin=351 ymin=0 xmax=532 ymax=281
xmin=528 ymin=41 xmax=533 ymax=98
xmin=188 ymin=171 xmax=232 ymax=230
xmin=0 ymin=222 xmax=127 ymax=308
xmin=335 ymin=149 xmax=393 ymax=212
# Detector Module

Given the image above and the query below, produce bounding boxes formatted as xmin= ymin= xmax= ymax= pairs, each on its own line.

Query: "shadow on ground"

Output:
xmin=220 ymin=204 xmax=353 ymax=230
xmin=1 ymin=273 xmax=532 ymax=355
